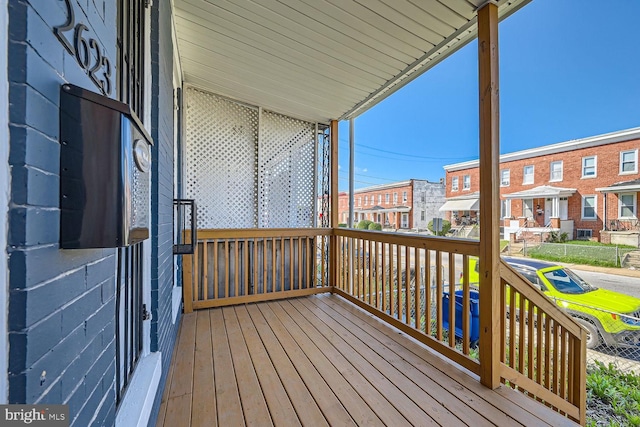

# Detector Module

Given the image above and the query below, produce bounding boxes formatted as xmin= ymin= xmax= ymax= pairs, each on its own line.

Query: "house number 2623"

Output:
xmin=54 ymin=0 xmax=112 ymax=96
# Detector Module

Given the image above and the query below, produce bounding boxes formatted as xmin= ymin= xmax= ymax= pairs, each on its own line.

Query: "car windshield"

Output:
xmin=542 ymin=268 xmax=596 ymax=294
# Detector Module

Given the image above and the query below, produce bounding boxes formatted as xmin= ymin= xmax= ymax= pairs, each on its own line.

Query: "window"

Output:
xmin=500 ymin=199 xmax=511 ymax=219
xmin=620 ymin=149 xmax=638 ymax=174
xmin=364 ymin=196 xmax=368 ymax=206
xmin=378 ymin=194 xmax=382 ymax=205
xmin=385 ymin=193 xmax=389 ymax=204
xmin=523 ymin=199 xmax=533 ymax=218
xmin=358 ymin=197 xmax=361 ymax=207
xmin=550 ymin=161 xmax=563 ymax=182
xmin=619 ymin=193 xmax=637 ymax=218
xmin=500 ymin=169 xmax=510 ymax=187
xmin=582 ymin=195 xmax=596 ymax=219
xmin=420 ymin=192 xmax=426 ymax=203
xmin=463 ymin=175 xmax=470 ymax=190
xmin=421 ymin=211 xmax=426 ymax=221
xmin=576 ymin=229 xmax=592 ymax=240
xmin=393 ymin=193 xmax=398 ymax=204
xmin=452 ymin=177 xmax=459 ymax=192
xmin=582 ymin=156 xmax=596 ymax=178
xmin=402 ymin=191 xmax=407 ymax=203
xmin=523 ymin=165 xmax=534 ymax=184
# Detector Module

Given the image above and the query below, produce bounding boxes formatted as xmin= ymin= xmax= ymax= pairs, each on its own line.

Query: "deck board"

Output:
xmin=158 ymin=294 xmax=579 ymax=427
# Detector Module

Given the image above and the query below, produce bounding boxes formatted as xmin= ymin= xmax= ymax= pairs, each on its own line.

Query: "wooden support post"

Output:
xmin=329 ymin=120 xmax=339 ymax=289
xmin=477 ymin=2 xmax=501 ymax=389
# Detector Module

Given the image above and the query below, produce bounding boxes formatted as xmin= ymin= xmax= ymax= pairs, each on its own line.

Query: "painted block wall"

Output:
xmin=147 ymin=0 xmax=181 ymax=424
xmin=7 ymin=1 xmax=179 ymax=426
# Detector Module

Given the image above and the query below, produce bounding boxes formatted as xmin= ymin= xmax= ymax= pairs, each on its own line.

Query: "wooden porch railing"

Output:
xmin=182 ymin=228 xmax=332 ymax=311
xmin=332 ymin=228 xmax=482 ymax=375
xmin=499 ymin=260 xmax=587 ymax=424
xmin=182 ymin=227 xmax=586 ymax=423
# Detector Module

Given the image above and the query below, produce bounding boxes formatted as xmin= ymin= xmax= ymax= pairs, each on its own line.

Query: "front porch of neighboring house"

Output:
xmin=502 ymin=186 xmax=577 ymax=242
xmin=166 ymin=0 xmax=587 ymax=425
xmin=598 ymin=180 xmax=640 ymax=247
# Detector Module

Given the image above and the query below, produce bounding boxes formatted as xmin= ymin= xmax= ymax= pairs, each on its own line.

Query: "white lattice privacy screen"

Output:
xmin=185 ymin=88 xmax=318 ymax=228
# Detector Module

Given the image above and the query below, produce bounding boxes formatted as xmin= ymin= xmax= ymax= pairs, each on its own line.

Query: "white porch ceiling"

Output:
xmin=174 ymin=0 xmax=530 ymax=123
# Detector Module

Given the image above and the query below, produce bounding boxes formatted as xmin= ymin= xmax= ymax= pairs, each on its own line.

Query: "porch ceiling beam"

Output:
xmin=477 ymin=2 xmax=501 ymax=389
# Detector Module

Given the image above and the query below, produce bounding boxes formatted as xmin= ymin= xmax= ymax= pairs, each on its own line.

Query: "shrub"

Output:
xmin=368 ymin=222 xmax=382 ymax=231
xmin=337 ymin=223 xmax=347 ymax=227
xmin=427 ymin=219 xmax=451 ymax=236
xmin=356 ymin=220 xmax=373 ymax=230
xmin=547 ymin=230 xmax=569 ymax=243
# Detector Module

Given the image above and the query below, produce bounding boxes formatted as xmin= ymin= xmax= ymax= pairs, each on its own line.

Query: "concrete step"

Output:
xmin=622 ymin=250 xmax=640 ymax=269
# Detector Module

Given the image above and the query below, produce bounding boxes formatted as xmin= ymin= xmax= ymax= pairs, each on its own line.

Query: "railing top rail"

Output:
xmin=188 ymin=228 xmax=332 ymax=239
xmin=500 ymin=260 xmax=583 ymax=337
xmin=334 ymin=228 xmax=480 ymax=256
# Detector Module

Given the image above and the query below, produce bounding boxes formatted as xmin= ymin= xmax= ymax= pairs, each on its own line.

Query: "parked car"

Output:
xmin=463 ymin=256 xmax=640 ymax=349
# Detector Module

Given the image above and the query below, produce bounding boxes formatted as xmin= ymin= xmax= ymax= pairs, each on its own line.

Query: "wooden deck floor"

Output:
xmin=157 ymin=294 xmax=578 ymax=427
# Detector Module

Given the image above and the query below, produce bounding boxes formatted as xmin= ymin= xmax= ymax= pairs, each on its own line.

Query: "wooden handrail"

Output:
xmin=498 ymin=259 xmax=587 ymax=424
xmin=186 ymin=228 xmax=332 ymax=239
xmin=333 ymin=228 xmax=481 ymax=256
xmin=499 ymin=261 xmax=583 ymax=337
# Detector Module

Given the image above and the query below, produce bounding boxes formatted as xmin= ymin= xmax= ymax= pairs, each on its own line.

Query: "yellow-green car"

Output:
xmin=464 ymin=257 xmax=640 ymax=349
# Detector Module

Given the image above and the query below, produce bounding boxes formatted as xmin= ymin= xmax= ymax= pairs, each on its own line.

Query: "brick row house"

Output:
xmin=337 ymin=180 xmax=445 ymax=230
xmin=442 ymin=128 xmax=640 ymax=243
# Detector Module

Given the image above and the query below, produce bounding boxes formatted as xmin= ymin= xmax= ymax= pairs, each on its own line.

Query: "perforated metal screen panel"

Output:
xmin=259 ymin=111 xmax=315 ymax=228
xmin=185 ymin=88 xmax=258 ymax=228
xmin=185 ymin=88 xmax=319 ymax=229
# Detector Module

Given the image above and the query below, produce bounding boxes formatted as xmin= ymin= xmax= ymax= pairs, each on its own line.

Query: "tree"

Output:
xmin=356 ymin=220 xmax=373 ymax=230
xmin=368 ymin=222 xmax=382 ymax=231
xmin=427 ymin=219 xmax=451 ymax=236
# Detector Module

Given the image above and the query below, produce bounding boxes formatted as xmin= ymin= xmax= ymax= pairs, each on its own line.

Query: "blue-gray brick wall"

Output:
xmin=147 ymin=0 xmax=181 ymax=424
xmin=7 ymin=1 xmax=177 ymax=426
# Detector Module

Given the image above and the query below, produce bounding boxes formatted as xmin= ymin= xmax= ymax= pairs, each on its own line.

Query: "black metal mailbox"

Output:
xmin=59 ymin=84 xmax=153 ymax=249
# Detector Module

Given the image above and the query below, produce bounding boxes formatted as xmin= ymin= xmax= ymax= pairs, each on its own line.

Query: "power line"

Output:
xmin=338 ymin=138 xmax=476 ymax=161
xmin=339 ymin=171 xmax=399 ymax=182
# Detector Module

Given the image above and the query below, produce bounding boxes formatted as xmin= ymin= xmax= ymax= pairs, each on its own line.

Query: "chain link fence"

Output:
xmin=506 ymin=242 xmax=636 ymax=267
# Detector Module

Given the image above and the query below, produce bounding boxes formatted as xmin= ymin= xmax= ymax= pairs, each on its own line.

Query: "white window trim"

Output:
xmin=523 ymin=165 xmax=534 ymax=185
xmin=549 ymin=161 xmax=563 ymax=182
xmin=618 ymin=193 xmax=637 ymax=219
xmin=501 ymin=199 xmax=511 ymax=219
xmin=500 ymin=169 xmax=510 ymax=187
xmin=451 ymin=177 xmax=459 ymax=192
xmin=581 ymin=195 xmax=597 ymax=220
xmin=402 ymin=191 xmax=407 ymax=202
xmin=463 ymin=175 xmax=471 ymax=190
xmin=581 ymin=155 xmax=597 ymax=178
xmin=385 ymin=194 xmax=389 ymax=204
xmin=620 ymin=149 xmax=638 ymax=175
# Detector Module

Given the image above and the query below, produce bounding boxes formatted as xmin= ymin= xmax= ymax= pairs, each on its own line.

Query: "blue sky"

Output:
xmin=338 ymin=0 xmax=640 ymax=191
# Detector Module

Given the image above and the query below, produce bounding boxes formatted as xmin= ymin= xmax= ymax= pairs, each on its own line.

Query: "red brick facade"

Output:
xmin=338 ymin=181 xmax=414 ymax=229
xmin=443 ymin=129 xmax=640 ymax=240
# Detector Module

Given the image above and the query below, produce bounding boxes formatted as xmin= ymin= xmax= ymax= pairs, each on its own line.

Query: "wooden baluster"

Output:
xmin=224 ymin=239 xmax=229 ymax=298
xmin=509 ymin=286 xmax=516 ymax=370
xmin=448 ymin=252 xmax=456 ymax=348
xmin=463 ymin=254 xmax=470 ymax=355
xmin=560 ymin=328 xmax=567 ymax=399
xmin=202 ymin=240 xmax=208 ymax=301
xmin=424 ymin=250 xmax=431 ymax=335
xmin=405 ymin=245 xmax=410 ymax=326
xmin=536 ymin=306 xmax=543 ymax=385
xmin=518 ymin=292 xmax=525 ymax=375
xmin=396 ymin=244 xmax=401 ymax=320
xmin=368 ymin=239 xmax=374 ymax=305
xmin=388 ymin=243 xmax=394 ymax=316
xmin=436 ymin=251 xmax=443 ymax=340
xmin=544 ymin=316 xmax=551 ymax=392
xmin=235 ymin=238 xmax=239 ymax=297
xmin=528 ymin=299 xmax=535 ymax=380
xmin=414 ymin=247 xmax=421 ymax=331
xmin=281 ymin=237 xmax=285 ymax=291
xmin=297 ymin=237 xmax=302 ymax=291
xmin=500 ymin=279 xmax=506 ymax=364
xmin=289 ymin=237 xmax=293 ymax=291
xmin=244 ymin=238 xmax=249 ymax=296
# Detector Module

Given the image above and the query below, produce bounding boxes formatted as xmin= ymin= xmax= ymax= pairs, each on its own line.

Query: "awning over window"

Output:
xmin=439 ymin=198 xmax=479 ymax=212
